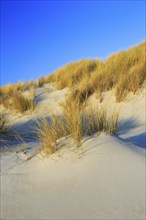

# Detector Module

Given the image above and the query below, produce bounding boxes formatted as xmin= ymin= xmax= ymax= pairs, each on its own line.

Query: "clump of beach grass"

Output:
xmin=36 ymin=115 xmax=68 ymax=155
xmin=84 ymin=105 xmax=119 ymax=135
xmin=61 ymin=96 xmax=84 ymax=147
xmin=1 ymin=85 xmax=36 ymax=113
xmin=11 ymin=93 xmax=35 ymax=113
xmin=36 ymin=102 xmax=119 ymax=156
xmin=36 ymin=103 xmax=119 ymax=156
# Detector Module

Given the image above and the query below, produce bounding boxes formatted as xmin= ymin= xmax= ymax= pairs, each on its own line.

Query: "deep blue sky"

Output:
xmin=1 ymin=1 xmax=145 ymax=85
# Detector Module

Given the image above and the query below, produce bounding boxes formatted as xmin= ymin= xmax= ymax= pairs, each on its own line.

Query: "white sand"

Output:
xmin=0 ymin=85 xmax=145 ymax=219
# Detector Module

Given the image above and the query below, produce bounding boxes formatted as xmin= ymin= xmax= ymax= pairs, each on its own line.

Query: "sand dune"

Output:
xmin=0 ymin=84 xmax=145 ymax=219
xmin=1 ymin=134 xmax=145 ymax=219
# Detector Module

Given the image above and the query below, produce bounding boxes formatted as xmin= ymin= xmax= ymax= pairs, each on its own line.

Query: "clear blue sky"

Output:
xmin=1 ymin=0 xmax=145 ymax=86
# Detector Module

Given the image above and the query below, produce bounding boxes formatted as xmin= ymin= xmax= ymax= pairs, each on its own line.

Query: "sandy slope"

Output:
xmin=1 ymin=135 xmax=145 ymax=219
xmin=0 ymin=84 xmax=145 ymax=219
xmin=0 ymin=84 xmax=68 ymax=139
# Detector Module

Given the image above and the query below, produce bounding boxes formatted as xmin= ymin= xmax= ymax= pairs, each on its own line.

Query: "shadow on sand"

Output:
xmin=0 ymin=115 xmax=51 ymax=150
xmin=0 ymin=115 xmax=145 ymax=151
xmin=118 ymin=117 xmax=146 ymax=149
xmin=124 ymin=132 xmax=146 ymax=149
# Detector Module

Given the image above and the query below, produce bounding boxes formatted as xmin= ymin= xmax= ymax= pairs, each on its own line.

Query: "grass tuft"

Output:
xmin=38 ymin=76 xmax=46 ymax=87
xmin=36 ymin=116 xmax=68 ymax=155
xmin=0 ymin=111 xmax=10 ymax=135
xmin=61 ymin=96 xmax=84 ymax=147
xmin=36 ymin=93 xmax=119 ymax=155
xmin=11 ymin=93 xmax=35 ymax=113
xmin=84 ymin=106 xmax=119 ymax=135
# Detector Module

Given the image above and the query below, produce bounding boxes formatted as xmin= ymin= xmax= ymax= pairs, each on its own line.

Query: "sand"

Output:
xmin=0 ymin=84 xmax=145 ymax=219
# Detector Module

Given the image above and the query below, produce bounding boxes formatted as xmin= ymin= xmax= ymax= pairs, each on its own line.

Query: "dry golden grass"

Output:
xmin=1 ymin=42 xmax=144 ymax=104
xmin=36 ymin=95 xmax=84 ymax=155
xmin=0 ymin=82 xmax=27 ymax=97
xmin=115 ymin=60 xmax=145 ymax=102
xmin=27 ymin=80 xmax=37 ymax=88
xmin=84 ymin=106 xmax=119 ymax=135
xmin=11 ymin=93 xmax=35 ymax=113
xmin=52 ymin=59 xmax=101 ymax=90
xmin=107 ymin=110 xmax=119 ymax=134
xmin=74 ymin=75 xmax=94 ymax=103
xmin=1 ymin=41 xmax=145 ymax=104
xmin=0 ymin=84 xmax=15 ymax=96
xmin=15 ymin=82 xmax=26 ymax=92
xmin=38 ymin=76 xmax=46 ymax=87
xmin=0 ymin=96 xmax=12 ymax=109
xmin=44 ymin=41 xmax=145 ymax=103
xmin=0 ymin=81 xmax=36 ymax=113
xmin=36 ymin=97 xmax=119 ymax=155
xmin=36 ymin=115 xmax=68 ymax=155
xmin=36 ymin=97 xmax=84 ymax=154
xmin=1 ymin=93 xmax=35 ymax=113
xmin=0 ymin=111 xmax=9 ymax=135
xmin=115 ymin=77 xmax=128 ymax=102
xmin=61 ymin=96 xmax=84 ymax=147
xmin=30 ymin=86 xmax=35 ymax=99
xmin=45 ymin=74 xmax=56 ymax=83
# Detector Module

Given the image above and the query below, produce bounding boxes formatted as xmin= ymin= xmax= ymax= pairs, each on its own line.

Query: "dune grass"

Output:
xmin=36 ymin=94 xmax=119 ymax=155
xmin=38 ymin=76 xmax=46 ymax=87
xmin=84 ymin=105 xmax=119 ymax=135
xmin=36 ymin=115 xmax=68 ymax=154
xmin=61 ymin=96 xmax=84 ymax=147
xmin=1 ymin=42 xmax=144 ymax=155
xmin=0 ymin=82 xmax=27 ymax=97
xmin=27 ymin=80 xmax=37 ymax=88
xmin=0 ymin=111 xmax=10 ymax=135
xmin=36 ymin=96 xmax=84 ymax=154
xmin=0 ymin=96 xmax=11 ymax=109
xmin=1 ymin=93 xmax=35 ymax=113
xmin=45 ymin=41 xmax=146 ymax=103
xmin=0 ymin=84 xmax=15 ymax=96
xmin=1 ymin=41 xmax=145 ymax=104
xmin=46 ymin=59 xmax=101 ymax=90
xmin=11 ymin=93 xmax=35 ymax=113
xmin=0 ymin=81 xmax=36 ymax=113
